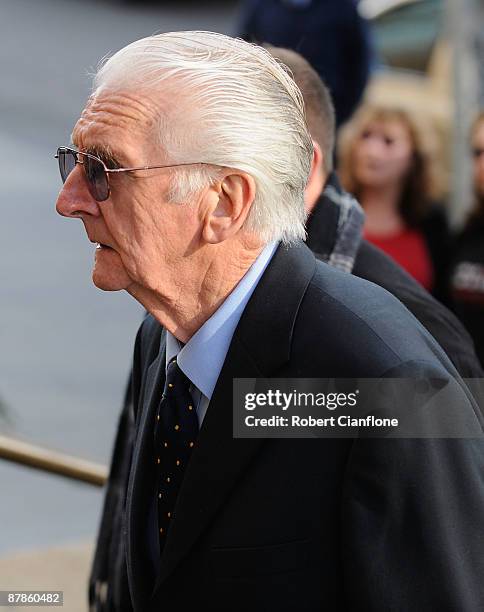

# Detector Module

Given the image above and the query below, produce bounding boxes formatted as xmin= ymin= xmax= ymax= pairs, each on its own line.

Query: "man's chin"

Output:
xmin=92 ymin=260 xmax=132 ymax=292
xmin=91 ymin=246 xmax=134 ymax=291
xmin=92 ymin=273 xmax=128 ymax=292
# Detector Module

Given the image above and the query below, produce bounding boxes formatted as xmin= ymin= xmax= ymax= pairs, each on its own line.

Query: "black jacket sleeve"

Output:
xmin=89 ymin=317 xmax=159 ymax=612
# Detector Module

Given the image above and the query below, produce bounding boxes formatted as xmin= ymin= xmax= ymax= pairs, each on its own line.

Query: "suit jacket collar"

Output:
xmin=126 ymin=241 xmax=316 ymax=610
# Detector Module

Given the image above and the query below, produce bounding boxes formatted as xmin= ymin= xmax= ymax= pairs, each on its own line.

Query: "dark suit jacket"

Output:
xmin=120 ymin=242 xmax=484 ymax=611
xmin=306 ymin=178 xmax=483 ymax=378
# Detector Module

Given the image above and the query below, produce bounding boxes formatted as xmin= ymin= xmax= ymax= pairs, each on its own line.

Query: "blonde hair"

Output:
xmin=338 ymin=105 xmax=444 ymax=226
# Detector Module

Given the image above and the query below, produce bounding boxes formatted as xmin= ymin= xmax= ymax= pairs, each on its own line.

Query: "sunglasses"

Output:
xmin=55 ymin=146 xmax=206 ymax=202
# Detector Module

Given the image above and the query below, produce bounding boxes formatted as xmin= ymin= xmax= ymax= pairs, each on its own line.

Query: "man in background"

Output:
xmin=267 ymin=45 xmax=483 ymax=379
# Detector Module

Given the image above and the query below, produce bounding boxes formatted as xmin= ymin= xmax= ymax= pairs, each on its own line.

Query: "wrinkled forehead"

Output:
xmin=71 ymin=87 xmax=167 ymax=161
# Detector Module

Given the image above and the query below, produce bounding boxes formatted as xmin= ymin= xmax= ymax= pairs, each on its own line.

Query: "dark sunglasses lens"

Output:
xmin=83 ymin=155 xmax=109 ymax=201
xmin=58 ymin=149 xmax=76 ymax=183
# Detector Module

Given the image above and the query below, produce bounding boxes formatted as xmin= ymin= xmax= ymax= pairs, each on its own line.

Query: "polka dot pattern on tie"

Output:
xmin=153 ymin=356 xmax=199 ymax=549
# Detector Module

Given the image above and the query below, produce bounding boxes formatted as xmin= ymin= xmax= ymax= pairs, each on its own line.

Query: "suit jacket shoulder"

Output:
xmin=284 ymin=255 xmax=456 ymax=378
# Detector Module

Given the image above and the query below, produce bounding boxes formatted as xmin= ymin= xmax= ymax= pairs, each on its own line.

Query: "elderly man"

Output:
xmin=56 ymin=33 xmax=484 ymax=612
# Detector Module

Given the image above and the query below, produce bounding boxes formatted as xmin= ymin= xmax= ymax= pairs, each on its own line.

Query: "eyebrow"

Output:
xmin=69 ymin=138 xmax=126 ymax=169
xmin=87 ymin=145 xmax=124 ymax=169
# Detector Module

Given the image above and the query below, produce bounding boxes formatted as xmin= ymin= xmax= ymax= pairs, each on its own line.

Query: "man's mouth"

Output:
xmin=96 ymin=242 xmax=112 ymax=250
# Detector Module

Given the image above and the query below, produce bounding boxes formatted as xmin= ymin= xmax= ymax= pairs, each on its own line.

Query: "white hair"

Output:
xmin=93 ymin=31 xmax=313 ymax=244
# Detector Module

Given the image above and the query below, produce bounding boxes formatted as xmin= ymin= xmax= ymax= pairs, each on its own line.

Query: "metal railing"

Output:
xmin=0 ymin=434 xmax=108 ymax=486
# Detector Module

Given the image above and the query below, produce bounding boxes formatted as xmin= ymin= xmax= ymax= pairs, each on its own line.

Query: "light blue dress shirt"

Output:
xmin=165 ymin=241 xmax=278 ymax=427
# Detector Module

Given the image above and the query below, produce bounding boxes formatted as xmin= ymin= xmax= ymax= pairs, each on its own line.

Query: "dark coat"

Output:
xmin=306 ymin=174 xmax=483 ymax=378
xmin=420 ymin=204 xmax=452 ymax=303
xmin=449 ymin=216 xmax=484 ymax=367
xmin=91 ymin=242 xmax=484 ymax=611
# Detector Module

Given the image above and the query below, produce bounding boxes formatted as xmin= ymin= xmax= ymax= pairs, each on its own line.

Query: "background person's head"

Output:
xmin=265 ymin=45 xmax=336 ymax=210
xmin=338 ymin=105 xmax=442 ymax=227
xmin=56 ymin=32 xmax=313 ymax=333
xmin=471 ymin=111 xmax=484 ymax=208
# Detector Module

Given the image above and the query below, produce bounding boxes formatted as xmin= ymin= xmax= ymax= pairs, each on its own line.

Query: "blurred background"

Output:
xmin=1 ymin=0 xmax=483 ymax=609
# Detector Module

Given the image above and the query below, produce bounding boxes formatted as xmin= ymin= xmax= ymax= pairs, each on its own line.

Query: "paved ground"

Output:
xmin=0 ymin=0 xmax=240 ymax=556
xmin=0 ymin=540 xmax=94 ymax=611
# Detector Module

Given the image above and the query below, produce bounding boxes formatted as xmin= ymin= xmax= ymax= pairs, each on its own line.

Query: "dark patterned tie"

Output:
xmin=153 ymin=356 xmax=199 ymax=551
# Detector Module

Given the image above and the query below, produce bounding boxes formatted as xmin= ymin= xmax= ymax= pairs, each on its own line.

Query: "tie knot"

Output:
xmin=165 ymin=357 xmax=191 ymax=393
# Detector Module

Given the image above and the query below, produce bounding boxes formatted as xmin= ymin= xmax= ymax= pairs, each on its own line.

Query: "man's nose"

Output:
xmin=55 ymin=166 xmax=101 ymax=218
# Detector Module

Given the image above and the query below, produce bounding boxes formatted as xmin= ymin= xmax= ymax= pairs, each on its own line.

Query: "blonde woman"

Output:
xmin=338 ymin=105 xmax=449 ymax=299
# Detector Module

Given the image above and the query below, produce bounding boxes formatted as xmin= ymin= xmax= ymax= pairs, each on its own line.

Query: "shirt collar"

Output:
xmin=165 ymin=241 xmax=278 ymax=399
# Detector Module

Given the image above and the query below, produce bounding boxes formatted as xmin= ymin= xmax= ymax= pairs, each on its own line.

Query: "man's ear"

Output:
xmin=311 ymin=140 xmax=324 ymax=176
xmin=201 ymin=172 xmax=256 ymax=244
xmin=305 ymin=140 xmax=326 ymax=213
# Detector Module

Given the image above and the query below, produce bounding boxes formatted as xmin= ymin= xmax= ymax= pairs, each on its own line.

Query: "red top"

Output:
xmin=364 ymin=227 xmax=434 ymax=292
